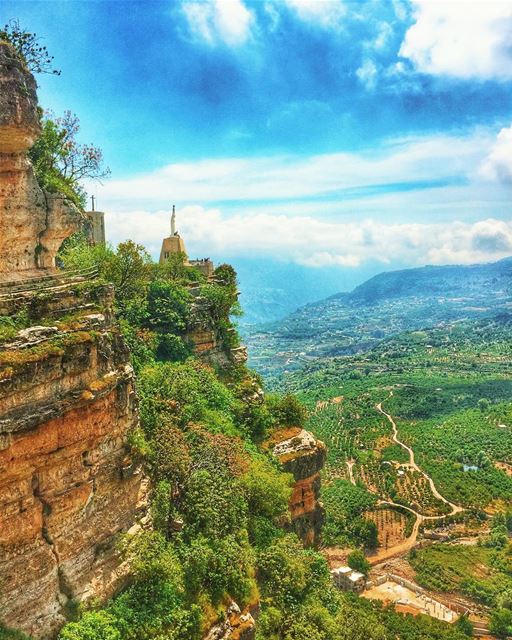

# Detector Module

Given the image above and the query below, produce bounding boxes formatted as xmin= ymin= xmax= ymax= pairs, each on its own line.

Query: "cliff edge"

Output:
xmin=0 ymin=41 xmax=83 ymax=277
xmin=0 ymin=42 xmax=147 ymax=638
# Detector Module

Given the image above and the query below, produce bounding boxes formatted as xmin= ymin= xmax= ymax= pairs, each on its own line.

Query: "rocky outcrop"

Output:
xmin=203 ymin=601 xmax=256 ymax=640
xmin=272 ymin=428 xmax=326 ymax=547
xmin=0 ymin=282 xmax=148 ymax=638
xmin=0 ymin=41 xmax=146 ymax=637
xmin=0 ymin=41 xmax=82 ymax=278
xmin=187 ymin=290 xmax=247 ymax=366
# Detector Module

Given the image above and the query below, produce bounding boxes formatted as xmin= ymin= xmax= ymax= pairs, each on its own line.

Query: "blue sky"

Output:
xmin=4 ymin=0 xmax=512 ymax=276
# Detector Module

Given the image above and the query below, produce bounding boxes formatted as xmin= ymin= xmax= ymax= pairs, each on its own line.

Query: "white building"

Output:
xmin=331 ymin=566 xmax=366 ymax=592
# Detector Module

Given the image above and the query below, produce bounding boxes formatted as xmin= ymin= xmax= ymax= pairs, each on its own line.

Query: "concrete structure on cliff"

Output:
xmin=159 ymin=205 xmax=214 ymax=278
xmin=85 ymin=197 xmax=106 ymax=245
xmin=0 ymin=42 xmax=146 ymax=638
xmin=331 ymin=566 xmax=366 ymax=593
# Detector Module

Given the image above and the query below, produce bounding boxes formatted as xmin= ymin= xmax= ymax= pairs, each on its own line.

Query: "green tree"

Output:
xmin=103 ymin=241 xmax=152 ymax=308
xmin=58 ymin=234 xmax=113 ymax=272
xmin=478 ymin=398 xmax=490 ymax=413
xmin=455 ymin=614 xmax=474 ymax=637
xmin=158 ymin=252 xmax=204 ymax=283
xmin=241 ymin=458 xmax=292 ymax=521
xmin=352 ymin=518 xmax=379 ymax=549
xmin=58 ymin=611 xmax=121 ymax=640
xmin=146 ymin=280 xmax=191 ymax=334
xmin=267 ymin=394 xmax=308 ymax=428
xmin=29 ymin=111 xmax=110 ymax=207
xmin=490 ymin=608 xmax=512 ymax=639
xmin=347 ymin=550 xmax=370 ymax=577
xmin=214 ymin=263 xmax=238 ymax=289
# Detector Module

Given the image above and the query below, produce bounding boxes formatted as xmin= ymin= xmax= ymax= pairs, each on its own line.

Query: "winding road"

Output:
xmin=344 ymin=393 xmax=464 ymax=566
xmin=376 ymin=393 xmax=463 ymax=516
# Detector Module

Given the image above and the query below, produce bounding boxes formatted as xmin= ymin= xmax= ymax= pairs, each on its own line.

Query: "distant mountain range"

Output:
xmin=232 ymin=257 xmax=399 ymax=325
xmin=346 ymin=257 xmax=512 ymax=303
xmin=245 ymin=257 xmax=512 ymax=380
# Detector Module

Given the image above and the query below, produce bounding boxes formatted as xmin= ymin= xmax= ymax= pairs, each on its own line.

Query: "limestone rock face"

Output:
xmin=187 ymin=291 xmax=246 ymax=366
xmin=203 ymin=601 xmax=256 ymax=640
xmin=0 ymin=283 xmax=148 ymax=638
xmin=0 ymin=42 xmax=82 ymax=278
xmin=272 ymin=428 xmax=326 ymax=547
xmin=0 ymin=42 xmax=40 ymax=151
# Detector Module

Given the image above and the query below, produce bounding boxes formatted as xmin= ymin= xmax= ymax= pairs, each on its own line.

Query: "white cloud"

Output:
xmin=105 ymin=205 xmax=512 ymax=270
xmin=91 ymin=128 xmax=511 ymax=269
xmin=372 ymin=21 xmax=393 ymax=50
xmin=399 ymin=0 xmax=512 ymax=80
xmin=182 ymin=0 xmax=253 ymax=46
xmin=282 ymin=0 xmax=346 ymax=30
xmin=95 ymin=130 xmax=493 ymax=209
xmin=391 ymin=0 xmax=409 ymax=22
xmin=356 ymin=58 xmax=378 ymax=89
xmin=479 ymin=124 xmax=512 ymax=184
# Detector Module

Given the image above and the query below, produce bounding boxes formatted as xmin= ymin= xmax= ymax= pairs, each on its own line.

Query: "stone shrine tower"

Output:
xmin=85 ymin=197 xmax=106 ymax=245
xmin=159 ymin=204 xmax=187 ymax=262
xmin=159 ymin=205 xmax=214 ymax=278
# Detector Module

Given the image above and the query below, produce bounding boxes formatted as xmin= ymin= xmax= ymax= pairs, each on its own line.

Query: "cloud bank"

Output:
xmin=106 ymin=207 xmax=512 ymax=270
xmin=94 ymin=125 xmax=511 ymax=270
xmin=400 ymin=0 xmax=512 ymax=80
xmin=96 ymin=130 xmax=493 ymax=209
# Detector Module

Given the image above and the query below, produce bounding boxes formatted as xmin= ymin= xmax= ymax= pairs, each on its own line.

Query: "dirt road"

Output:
xmin=376 ymin=394 xmax=463 ymax=516
xmin=329 ymin=394 xmax=465 ymax=567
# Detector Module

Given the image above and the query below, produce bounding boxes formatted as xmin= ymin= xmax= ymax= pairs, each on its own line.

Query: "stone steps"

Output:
xmin=0 ymin=268 xmax=98 ymax=300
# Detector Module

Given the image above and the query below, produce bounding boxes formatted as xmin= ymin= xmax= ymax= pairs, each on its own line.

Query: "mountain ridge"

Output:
xmin=246 ymin=256 xmax=512 ymax=382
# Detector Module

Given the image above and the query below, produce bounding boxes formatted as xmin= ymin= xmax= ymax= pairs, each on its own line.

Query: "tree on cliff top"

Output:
xmin=29 ymin=110 xmax=110 ymax=207
xmin=1 ymin=20 xmax=108 ymax=207
xmin=0 ymin=19 xmax=60 ymax=76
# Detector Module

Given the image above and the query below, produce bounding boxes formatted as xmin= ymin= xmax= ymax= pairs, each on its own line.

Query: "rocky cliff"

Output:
xmin=0 ymin=41 xmax=147 ymax=638
xmin=272 ymin=428 xmax=326 ymax=547
xmin=0 ymin=39 xmax=328 ymax=640
xmin=0 ymin=277 xmax=148 ymax=638
xmin=0 ymin=42 xmax=82 ymax=277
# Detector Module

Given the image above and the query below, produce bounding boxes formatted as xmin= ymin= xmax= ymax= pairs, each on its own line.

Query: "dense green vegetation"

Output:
xmin=268 ymin=315 xmax=512 ymax=512
xmin=252 ymin=296 xmax=512 ymax=632
xmin=33 ymin=239 xmax=473 ymax=640
xmin=321 ymin=480 xmax=378 ymax=547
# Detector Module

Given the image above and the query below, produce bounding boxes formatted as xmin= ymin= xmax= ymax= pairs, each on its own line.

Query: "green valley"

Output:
xmin=247 ymin=262 xmax=512 ymax=636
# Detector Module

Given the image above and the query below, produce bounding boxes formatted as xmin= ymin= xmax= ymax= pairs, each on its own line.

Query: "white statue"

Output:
xmin=171 ymin=205 xmax=176 ymax=235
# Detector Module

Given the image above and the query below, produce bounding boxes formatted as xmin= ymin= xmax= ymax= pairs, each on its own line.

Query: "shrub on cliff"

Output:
xmin=157 ymin=252 xmax=204 ymax=284
xmin=267 ymin=393 xmax=308 ymax=429
xmin=145 ymin=280 xmax=190 ymax=334
xmin=1 ymin=19 xmax=60 ymax=75
xmin=241 ymin=458 xmax=292 ymax=521
xmin=58 ymin=612 xmax=121 ymax=640
xmin=0 ymin=624 xmax=31 ymax=640
xmin=137 ymin=360 xmax=235 ymax=435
